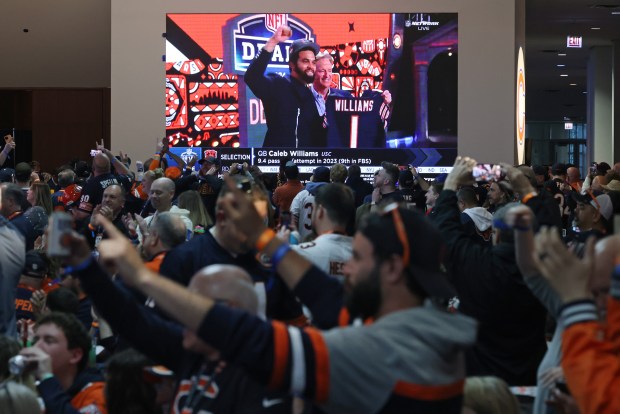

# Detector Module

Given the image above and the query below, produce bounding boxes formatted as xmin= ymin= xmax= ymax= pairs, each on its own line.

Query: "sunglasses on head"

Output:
xmin=379 ymin=203 xmax=410 ymax=267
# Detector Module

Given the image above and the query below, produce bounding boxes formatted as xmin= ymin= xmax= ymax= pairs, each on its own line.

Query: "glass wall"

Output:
xmin=526 ymin=122 xmax=587 ymax=178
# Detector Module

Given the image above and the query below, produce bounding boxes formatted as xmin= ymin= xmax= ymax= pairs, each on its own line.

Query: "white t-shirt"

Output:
xmin=290 ymin=189 xmax=315 ymax=241
xmin=292 ymin=233 xmax=353 ymax=281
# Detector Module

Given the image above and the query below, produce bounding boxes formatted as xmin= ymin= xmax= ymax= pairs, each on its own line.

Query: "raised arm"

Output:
xmin=96 ymin=140 xmax=131 ymax=176
xmin=0 ymin=134 xmax=15 ymax=167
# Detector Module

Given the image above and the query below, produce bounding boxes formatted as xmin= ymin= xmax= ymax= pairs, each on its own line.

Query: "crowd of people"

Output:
xmin=1 ymin=23 xmax=619 ymax=414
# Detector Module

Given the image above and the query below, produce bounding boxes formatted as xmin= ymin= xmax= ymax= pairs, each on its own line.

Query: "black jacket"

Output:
xmin=433 ymin=190 xmax=547 ymax=385
xmin=244 ymin=49 xmax=323 ymax=148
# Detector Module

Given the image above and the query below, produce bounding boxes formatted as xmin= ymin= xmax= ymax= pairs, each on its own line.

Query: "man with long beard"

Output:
xmin=244 ymin=25 xmax=323 ymax=148
xmin=73 ymin=175 xmax=477 ymax=413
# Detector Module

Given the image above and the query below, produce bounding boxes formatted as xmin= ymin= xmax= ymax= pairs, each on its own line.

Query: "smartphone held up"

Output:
xmin=472 ymin=164 xmax=505 ymax=182
xmin=47 ymin=212 xmax=73 ymax=257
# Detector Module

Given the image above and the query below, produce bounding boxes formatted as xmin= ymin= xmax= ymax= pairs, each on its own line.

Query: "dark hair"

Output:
xmin=284 ymin=163 xmax=299 ymax=180
xmin=35 ymin=312 xmax=91 ymax=372
xmin=380 ymin=161 xmax=399 ymax=186
xmin=430 ymin=181 xmax=444 ymax=195
xmin=1 ymin=183 xmax=25 ymax=208
xmin=105 ymin=349 xmax=161 ymax=414
xmin=315 ymin=183 xmax=355 ymax=228
xmin=359 ymin=207 xmax=442 ymax=300
xmin=46 ymin=288 xmax=80 ymax=315
xmin=457 ymin=187 xmax=478 ymax=207
xmin=597 ymin=162 xmax=611 ymax=176
xmin=348 ymin=164 xmax=361 ymax=178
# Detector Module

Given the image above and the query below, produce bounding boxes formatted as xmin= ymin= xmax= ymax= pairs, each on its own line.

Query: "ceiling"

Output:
xmin=525 ymin=0 xmax=620 ymax=123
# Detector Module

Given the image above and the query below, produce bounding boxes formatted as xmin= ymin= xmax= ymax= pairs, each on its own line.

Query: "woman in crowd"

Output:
xmin=26 ymin=182 xmax=53 ymax=216
xmin=177 ymin=190 xmax=213 ymax=234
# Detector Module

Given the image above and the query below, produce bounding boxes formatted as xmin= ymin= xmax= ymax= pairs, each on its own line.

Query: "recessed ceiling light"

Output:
xmin=591 ymin=27 xmax=601 ymax=29
xmin=612 ymin=11 xmax=620 ymax=15
xmin=569 ymin=83 xmax=577 ymax=86
xmin=558 ymin=53 xmax=567 ymax=56
xmin=583 ymin=91 xmax=588 ymax=94
xmin=557 ymin=64 xmax=566 ymax=67
xmin=560 ymin=74 xmax=568 ymax=77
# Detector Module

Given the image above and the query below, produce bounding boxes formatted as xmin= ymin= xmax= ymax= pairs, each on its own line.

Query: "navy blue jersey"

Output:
xmin=325 ymin=92 xmax=388 ymax=148
xmin=160 ymin=231 xmax=305 ymax=324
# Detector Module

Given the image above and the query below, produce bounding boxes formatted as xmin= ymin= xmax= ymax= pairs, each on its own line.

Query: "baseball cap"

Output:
xmin=289 ymin=39 xmax=320 ymax=60
xmin=312 ymin=166 xmax=330 ymax=183
xmin=283 ymin=161 xmax=299 ymax=179
xmin=198 ymin=156 xmax=219 ymax=166
xmin=164 ymin=166 xmax=182 ymax=180
xmin=59 ymin=184 xmax=82 ymax=208
xmin=74 ymin=161 xmax=91 ymax=179
xmin=0 ymin=168 xmax=15 ymax=183
xmin=23 ymin=250 xmax=49 ymax=278
xmin=398 ymin=170 xmax=414 ymax=188
xmin=360 ymin=205 xmax=456 ymax=300
xmin=572 ymin=191 xmax=613 ymax=221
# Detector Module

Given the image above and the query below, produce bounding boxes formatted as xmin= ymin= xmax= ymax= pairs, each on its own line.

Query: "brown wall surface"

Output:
xmin=32 ymin=89 xmax=110 ymax=172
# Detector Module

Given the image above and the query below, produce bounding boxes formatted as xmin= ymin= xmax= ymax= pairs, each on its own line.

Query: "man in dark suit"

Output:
xmin=244 ymin=25 xmax=322 ymax=148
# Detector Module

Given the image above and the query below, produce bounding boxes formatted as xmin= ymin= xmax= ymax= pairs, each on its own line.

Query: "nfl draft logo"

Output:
xmin=224 ymin=14 xmax=316 ymax=75
xmin=265 ymin=14 xmax=288 ymax=33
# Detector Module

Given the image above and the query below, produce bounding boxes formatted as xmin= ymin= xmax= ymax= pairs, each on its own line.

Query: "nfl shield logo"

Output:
xmin=265 ymin=14 xmax=288 ymax=33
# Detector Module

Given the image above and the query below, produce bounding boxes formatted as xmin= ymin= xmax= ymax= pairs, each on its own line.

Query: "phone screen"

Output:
xmin=472 ymin=164 xmax=502 ymax=182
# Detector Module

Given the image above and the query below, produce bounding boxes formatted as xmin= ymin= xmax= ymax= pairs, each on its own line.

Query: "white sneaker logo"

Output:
xmin=262 ymin=397 xmax=284 ymax=408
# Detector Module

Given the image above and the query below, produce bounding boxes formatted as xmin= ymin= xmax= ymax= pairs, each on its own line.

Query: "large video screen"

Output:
xmin=165 ymin=13 xmax=458 ymax=175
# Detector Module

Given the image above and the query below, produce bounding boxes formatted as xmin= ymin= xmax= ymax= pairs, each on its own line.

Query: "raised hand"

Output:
xmin=532 ymin=226 xmax=594 ymax=303
xmin=94 ymin=215 xmax=149 ymax=287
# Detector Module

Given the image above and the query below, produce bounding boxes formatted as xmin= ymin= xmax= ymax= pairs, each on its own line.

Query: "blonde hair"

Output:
xmin=463 ymin=376 xmax=520 ymax=414
xmin=330 ymin=163 xmax=347 ymax=183
xmin=0 ymin=381 xmax=42 ymax=414
xmin=177 ymin=190 xmax=213 ymax=229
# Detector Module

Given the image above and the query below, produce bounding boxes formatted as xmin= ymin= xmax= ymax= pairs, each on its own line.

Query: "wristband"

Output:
xmin=521 ymin=192 xmax=537 ymax=204
xmin=271 ymin=243 xmax=292 ymax=268
xmin=493 ymin=218 xmax=530 ymax=232
xmin=63 ymin=252 xmax=96 ymax=275
xmin=255 ymin=228 xmax=276 ymax=252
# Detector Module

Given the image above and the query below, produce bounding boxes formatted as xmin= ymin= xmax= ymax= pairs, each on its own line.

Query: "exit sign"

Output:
xmin=567 ymin=36 xmax=582 ymax=48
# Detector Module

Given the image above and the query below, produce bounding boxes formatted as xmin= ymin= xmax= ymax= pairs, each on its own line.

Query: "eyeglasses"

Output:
xmin=379 ymin=203 xmax=410 ymax=267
